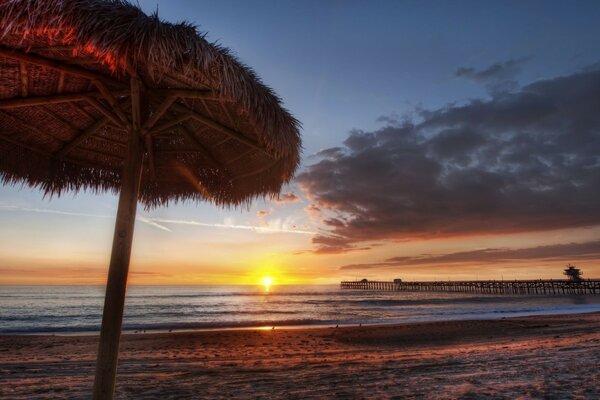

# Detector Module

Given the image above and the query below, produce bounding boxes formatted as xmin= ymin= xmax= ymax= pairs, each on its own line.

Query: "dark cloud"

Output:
xmin=297 ymin=68 xmax=600 ymax=253
xmin=340 ymin=240 xmax=600 ymax=270
xmin=272 ymin=191 xmax=301 ymax=205
xmin=455 ymin=58 xmax=526 ymax=81
xmin=455 ymin=58 xmax=527 ymax=93
xmin=312 ymin=234 xmax=372 ymax=254
xmin=313 ymin=147 xmax=345 ymax=159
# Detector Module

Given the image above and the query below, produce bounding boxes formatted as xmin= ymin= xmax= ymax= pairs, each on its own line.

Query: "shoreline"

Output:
xmin=4 ymin=309 xmax=600 ymax=341
xmin=2 ymin=311 xmax=600 ymax=398
xmin=4 ymin=306 xmax=600 ymax=337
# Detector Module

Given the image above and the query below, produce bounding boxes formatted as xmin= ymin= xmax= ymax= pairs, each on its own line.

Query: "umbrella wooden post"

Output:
xmin=93 ymin=77 xmax=145 ymax=400
xmin=1 ymin=5 xmax=301 ymax=399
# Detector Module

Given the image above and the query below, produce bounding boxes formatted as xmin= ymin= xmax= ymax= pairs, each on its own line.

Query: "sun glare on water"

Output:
xmin=261 ymin=276 xmax=273 ymax=292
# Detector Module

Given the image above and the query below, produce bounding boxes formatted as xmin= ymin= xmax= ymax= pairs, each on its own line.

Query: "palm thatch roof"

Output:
xmin=0 ymin=0 xmax=301 ymax=208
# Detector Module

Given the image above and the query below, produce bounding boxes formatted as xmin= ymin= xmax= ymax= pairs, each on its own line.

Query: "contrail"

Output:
xmin=0 ymin=205 xmax=108 ymax=219
xmin=0 ymin=205 xmax=314 ymax=235
xmin=145 ymin=217 xmax=316 ymax=235
xmin=0 ymin=205 xmax=172 ymax=232
xmin=135 ymin=216 xmax=173 ymax=232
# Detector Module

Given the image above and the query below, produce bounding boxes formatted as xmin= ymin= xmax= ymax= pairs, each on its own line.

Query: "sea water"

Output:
xmin=1 ymin=285 xmax=600 ymax=334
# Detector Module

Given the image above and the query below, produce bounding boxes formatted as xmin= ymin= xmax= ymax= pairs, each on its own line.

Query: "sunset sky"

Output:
xmin=2 ymin=0 xmax=600 ymax=285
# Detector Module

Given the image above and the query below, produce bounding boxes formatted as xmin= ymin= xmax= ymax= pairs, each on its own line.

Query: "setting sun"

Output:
xmin=261 ymin=276 xmax=273 ymax=292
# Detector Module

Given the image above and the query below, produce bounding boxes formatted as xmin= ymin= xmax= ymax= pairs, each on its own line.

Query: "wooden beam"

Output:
xmin=164 ymin=70 xmax=212 ymax=91
xmin=0 ymin=132 xmax=119 ymax=171
xmin=213 ymin=136 xmax=232 ymax=147
xmin=153 ymin=89 xmax=225 ymax=101
xmin=0 ymin=46 xmax=123 ymax=87
xmin=149 ymin=112 xmax=192 ymax=134
xmin=225 ymin=147 xmax=254 ymax=165
xmin=85 ymin=97 xmax=123 ymax=126
xmin=38 ymin=106 xmax=81 ymax=138
xmin=142 ymin=92 xmax=229 ymax=135
xmin=57 ymin=72 xmax=66 ymax=94
xmin=199 ymin=98 xmax=217 ymax=120
xmin=218 ymin=101 xmax=237 ymax=130
xmin=0 ymin=110 xmax=64 ymax=144
xmin=70 ymin=101 xmax=98 ymax=123
xmin=93 ymin=135 xmax=127 ymax=148
xmin=154 ymin=148 xmax=208 ymax=154
xmin=141 ymin=96 xmax=176 ymax=135
xmin=29 ymin=46 xmax=76 ymax=53
xmin=0 ymin=90 xmax=129 ymax=109
xmin=233 ymin=159 xmax=279 ymax=180
xmin=76 ymin=145 xmax=124 ymax=161
xmin=170 ymin=103 xmax=271 ymax=157
xmin=177 ymin=125 xmax=223 ymax=169
xmin=144 ymin=134 xmax=156 ymax=179
xmin=55 ymin=118 xmax=109 ymax=158
xmin=0 ymin=92 xmax=88 ymax=108
xmin=0 ymin=134 xmax=51 ymax=157
xmin=19 ymin=62 xmax=28 ymax=98
xmin=93 ymin=80 xmax=131 ymax=128
xmin=106 ymin=123 xmax=128 ymax=132
xmin=130 ymin=78 xmax=141 ymax=131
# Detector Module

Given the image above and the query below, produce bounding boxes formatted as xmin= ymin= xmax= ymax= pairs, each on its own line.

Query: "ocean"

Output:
xmin=1 ymin=285 xmax=600 ymax=335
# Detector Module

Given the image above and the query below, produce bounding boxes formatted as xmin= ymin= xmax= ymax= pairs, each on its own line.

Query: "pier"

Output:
xmin=340 ymin=279 xmax=600 ymax=295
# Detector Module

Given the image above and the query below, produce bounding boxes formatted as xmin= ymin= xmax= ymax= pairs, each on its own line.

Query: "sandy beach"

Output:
xmin=1 ymin=312 xmax=599 ymax=399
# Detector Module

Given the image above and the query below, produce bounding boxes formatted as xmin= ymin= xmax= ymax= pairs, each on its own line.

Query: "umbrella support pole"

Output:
xmin=93 ymin=78 xmax=145 ymax=400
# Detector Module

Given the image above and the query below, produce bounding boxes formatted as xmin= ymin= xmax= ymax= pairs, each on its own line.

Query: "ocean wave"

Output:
xmin=301 ymin=295 xmax=571 ymax=307
xmin=0 ymin=309 xmax=299 ymax=323
xmin=3 ymin=286 xmax=600 ymax=335
xmin=0 ymin=317 xmax=336 ymax=334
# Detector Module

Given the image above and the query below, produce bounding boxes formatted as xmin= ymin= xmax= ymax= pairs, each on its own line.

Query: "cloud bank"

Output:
xmin=298 ymin=68 xmax=600 ymax=253
xmin=340 ymin=240 xmax=600 ymax=270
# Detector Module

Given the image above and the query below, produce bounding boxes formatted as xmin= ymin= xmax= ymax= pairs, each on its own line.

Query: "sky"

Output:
xmin=2 ymin=0 xmax=600 ymax=285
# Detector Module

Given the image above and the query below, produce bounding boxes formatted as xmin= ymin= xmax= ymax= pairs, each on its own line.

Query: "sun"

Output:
xmin=261 ymin=276 xmax=273 ymax=292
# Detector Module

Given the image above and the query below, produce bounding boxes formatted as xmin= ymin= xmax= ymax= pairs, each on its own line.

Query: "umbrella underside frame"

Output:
xmin=0 ymin=45 xmax=289 ymax=208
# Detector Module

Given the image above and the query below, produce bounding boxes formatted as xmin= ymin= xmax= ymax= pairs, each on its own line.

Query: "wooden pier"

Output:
xmin=340 ymin=279 xmax=600 ymax=295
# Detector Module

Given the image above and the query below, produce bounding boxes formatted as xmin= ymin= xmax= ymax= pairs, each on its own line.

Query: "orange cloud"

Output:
xmin=273 ymin=192 xmax=301 ymax=205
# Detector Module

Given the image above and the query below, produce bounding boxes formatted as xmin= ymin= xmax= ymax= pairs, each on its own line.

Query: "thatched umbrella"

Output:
xmin=0 ymin=1 xmax=300 ymax=398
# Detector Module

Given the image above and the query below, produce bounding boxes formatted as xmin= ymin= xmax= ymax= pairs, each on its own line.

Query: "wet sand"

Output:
xmin=1 ymin=312 xmax=600 ymax=399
